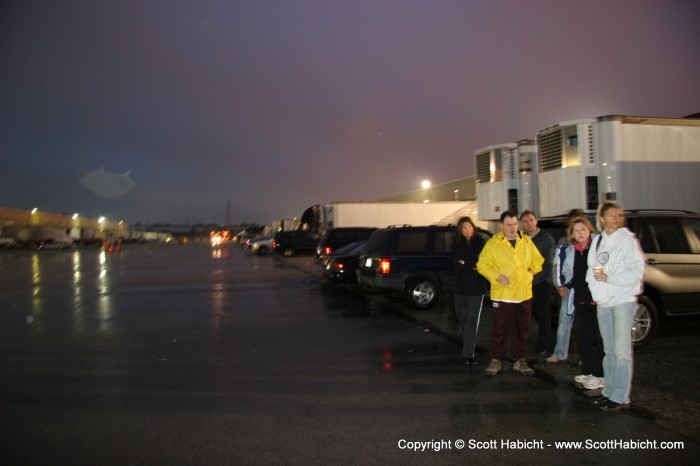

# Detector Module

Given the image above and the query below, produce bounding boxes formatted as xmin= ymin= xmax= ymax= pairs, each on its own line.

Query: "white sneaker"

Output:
xmin=574 ymin=374 xmax=592 ymax=383
xmin=583 ymin=376 xmax=605 ymax=390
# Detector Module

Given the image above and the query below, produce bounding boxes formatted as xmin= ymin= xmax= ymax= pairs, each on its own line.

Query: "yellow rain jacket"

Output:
xmin=477 ymin=231 xmax=544 ymax=302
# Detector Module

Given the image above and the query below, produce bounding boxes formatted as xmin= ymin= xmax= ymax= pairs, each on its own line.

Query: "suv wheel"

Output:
xmin=256 ymin=246 xmax=268 ymax=256
xmin=405 ymin=278 xmax=438 ymax=309
xmin=632 ymin=295 xmax=658 ymax=348
xmin=282 ymin=247 xmax=295 ymax=257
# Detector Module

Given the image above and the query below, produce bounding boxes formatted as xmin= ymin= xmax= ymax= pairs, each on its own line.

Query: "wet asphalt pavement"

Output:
xmin=1 ymin=243 xmax=699 ymax=465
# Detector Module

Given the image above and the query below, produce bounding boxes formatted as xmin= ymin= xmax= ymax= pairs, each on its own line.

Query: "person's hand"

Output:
xmin=497 ymin=274 xmax=510 ymax=286
xmin=558 ymin=287 xmax=568 ymax=297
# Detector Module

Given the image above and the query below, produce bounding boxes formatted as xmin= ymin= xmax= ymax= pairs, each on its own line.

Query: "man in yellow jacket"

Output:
xmin=477 ymin=210 xmax=544 ymax=377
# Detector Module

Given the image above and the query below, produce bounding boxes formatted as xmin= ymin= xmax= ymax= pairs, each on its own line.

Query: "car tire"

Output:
xmin=405 ymin=278 xmax=438 ymax=309
xmin=632 ymin=295 xmax=658 ymax=348
xmin=257 ymin=246 xmax=268 ymax=256
xmin=282 ymin=247 xmax=295 ymax=257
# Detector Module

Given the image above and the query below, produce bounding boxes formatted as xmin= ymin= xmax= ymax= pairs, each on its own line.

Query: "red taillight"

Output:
xmin=273 ymin=241 xmax=278 ymax=248
xmin=334 ymin=263 xmax=344 ymax=270
xmin=324 ymin=246 xmax=332 ymax=255
xmin=379 ymin=258 xmax=391 ymax=274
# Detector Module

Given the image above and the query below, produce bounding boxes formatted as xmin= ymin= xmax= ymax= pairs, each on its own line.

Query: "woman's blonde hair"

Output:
xmin=596 ymin=200 xmax=625 ymax=231
xmin=567 ymin=216 xmax=597 ymax=244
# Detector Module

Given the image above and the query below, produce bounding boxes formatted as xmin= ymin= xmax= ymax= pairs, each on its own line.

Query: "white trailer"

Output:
xmin=474 ymin=139 xmax=538 ymax=221
xmin=536 ymin=115 xmax=700 ymax=217
xmin=320 ymin=201 xmax=483 ymax=231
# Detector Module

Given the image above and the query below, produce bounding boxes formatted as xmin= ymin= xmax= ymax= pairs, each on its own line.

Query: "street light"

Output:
xmin=421 ymin=180 xmax=431 ymax=189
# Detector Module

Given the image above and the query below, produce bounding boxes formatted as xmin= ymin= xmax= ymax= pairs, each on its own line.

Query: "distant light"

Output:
xmin=421 ymin=180 xmax=431 ymax=189
xmin=31 ymin=208 xmax=38 ymax=214
xmin=72 ymin=213 xmax=79 ymax=220
xmin=98 ymin=216 xmax=106 ymax=223
xmin=423 ymin=199 xmax=430 ymax=203
xmin=118 ymin=220 xmax=124 ymax=225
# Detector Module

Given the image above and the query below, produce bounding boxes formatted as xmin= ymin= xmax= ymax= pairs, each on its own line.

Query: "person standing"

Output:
xmin=477 ymin=211 xmax=544 ymax=376
xmin=547 ymin=209 xmax=585 ymax=364
xmin=565 ymin=217 xmax=604 ymax=391
xmin=586 ymin=201 xmax=645 ymax=412
xmin=520 ymin=211 xmax=556 ymax=356
xmin=451 ymin=217 xmax=487 ymax=366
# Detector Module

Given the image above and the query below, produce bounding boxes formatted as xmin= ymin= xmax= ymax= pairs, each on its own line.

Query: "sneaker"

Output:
xmin=599 ymin=400 xmax=630 ymax=412
xmin=574 ymin=374 xmax=593 ymax=383
xmin=546 ymin=355 xmax=567 ymax=364
xmin=583 ymin=376 xmax=605 ymax=390
xmin=591 ymin=395 xmax=609 ymax=405
xmin=485 ymin=359 xmax=501 ymax=376
xmin=513 ymin=358 xmax=535 ymax=376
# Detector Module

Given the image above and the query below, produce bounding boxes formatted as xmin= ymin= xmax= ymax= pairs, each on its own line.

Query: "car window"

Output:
xmin=434 ymin=231 xmax=455 ymax=254
xmin=634 ymin=219 xmax=658 ymax=254
xmin=394 ymin=231 xmax=428 ymax=254
xmin=362 ymin=231 xmax=389 ymax=256
xmin=647 ymin=218 xmax=691 ymax=254
xmin=685 ymin=218 xmax=700 ymax=247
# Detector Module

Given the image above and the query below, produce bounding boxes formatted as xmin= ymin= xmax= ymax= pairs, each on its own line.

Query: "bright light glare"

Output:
xmin=421 ymin=180 xmax=431 ymax=189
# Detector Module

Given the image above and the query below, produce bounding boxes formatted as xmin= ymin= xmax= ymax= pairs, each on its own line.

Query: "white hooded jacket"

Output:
xmin=585 ymin=227 xmax=645 ymax=307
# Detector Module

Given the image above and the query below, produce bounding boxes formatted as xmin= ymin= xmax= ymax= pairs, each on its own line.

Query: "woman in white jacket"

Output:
xmin=586 ymin=200 xmax=645 ymax=412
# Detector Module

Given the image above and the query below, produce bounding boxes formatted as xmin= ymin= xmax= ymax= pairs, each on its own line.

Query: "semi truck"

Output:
xmin=317 ymin=201 xmax=483 ymax=233
xmin=535 ymin=115 xmax=700 ymax=217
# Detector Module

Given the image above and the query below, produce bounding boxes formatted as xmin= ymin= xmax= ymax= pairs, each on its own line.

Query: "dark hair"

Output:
xmin=519 ymin=210 xmax=537 ymax=220
xmin=456 ymin=216 xmax=477 ymax=239
xmin=565 ymin=208 xmax=585 ymax=226
xmin=500 ymin=210 xmax=518 ymax=223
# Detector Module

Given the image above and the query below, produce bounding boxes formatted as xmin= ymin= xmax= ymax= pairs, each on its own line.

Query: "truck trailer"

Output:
xmin=474 ymin=139 xmax=538 ymax=221
xmin=319 ymin=201 xmax=482 ymax=232
xmin=535 ymin=115 xmax=700 ymax=217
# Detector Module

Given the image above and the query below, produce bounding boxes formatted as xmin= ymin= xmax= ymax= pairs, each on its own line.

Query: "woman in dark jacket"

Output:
xmin=452 ymin=216 xmax=487 ymax=366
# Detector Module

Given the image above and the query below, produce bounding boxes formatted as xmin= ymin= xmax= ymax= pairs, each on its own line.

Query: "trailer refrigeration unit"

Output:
xmin=319 ymin=201 xmax=482 ymax=232
xmin=474 ymin=139 xmax=538 ymax=221
xmin=536 ymin=115 xmax=700 ymax=218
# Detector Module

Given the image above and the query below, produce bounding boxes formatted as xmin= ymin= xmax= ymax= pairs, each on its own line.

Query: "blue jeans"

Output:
xmin=597 ymin=302 xmax=635 ymax=404
xmin=552 ymin=294 xmax=574 ymax=359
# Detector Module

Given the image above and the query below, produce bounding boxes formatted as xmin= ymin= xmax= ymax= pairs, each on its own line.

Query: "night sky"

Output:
xmin=2 ymin=0 xmax=699 ymax=225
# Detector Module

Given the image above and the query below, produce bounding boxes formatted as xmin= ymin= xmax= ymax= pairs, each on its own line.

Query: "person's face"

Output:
xmin=461 ymin=222 xmax=475 ymax=239
xmin=601 ymin=207 xmax=623 ymax=233
xmin=501 ymin=216 xmax=519 ymax=240
xmin=521 ymin=214 xmax=538 ymax=235
xmin=571 ymin=222 xmax=591 ymax=245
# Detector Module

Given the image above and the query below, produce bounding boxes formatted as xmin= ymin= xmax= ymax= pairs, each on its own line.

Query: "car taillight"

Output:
xmin=378 ymin=258 xmax=391 ymax=274
xmin=324 ymin=246 xmax=332 ymax=255
xmin=273 ymin=241 xmax=277 ymax=248
xmin=333 ymin=263 xmax=344 ymax=270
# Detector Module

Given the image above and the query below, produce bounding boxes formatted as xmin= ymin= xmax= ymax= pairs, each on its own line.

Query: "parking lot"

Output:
xmin=284 ymin=252 xmax=700 ymax=440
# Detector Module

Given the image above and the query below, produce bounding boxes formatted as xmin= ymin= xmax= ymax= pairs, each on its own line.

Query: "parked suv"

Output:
xmin=622 ymin=210 xmax=700 ymax=347
xmin=273 ymin=230 xmax=320 ymax=257
xmin=316 ymin=227 xmax=377 ymax=262
xmin=357 ymin=225 xmax=491 ymax=309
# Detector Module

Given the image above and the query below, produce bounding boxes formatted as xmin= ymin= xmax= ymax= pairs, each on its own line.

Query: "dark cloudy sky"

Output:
xmin=2 ymin=0 xmax=699 ymax=225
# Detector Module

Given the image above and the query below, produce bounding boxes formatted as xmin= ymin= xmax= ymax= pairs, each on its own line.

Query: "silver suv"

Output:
xmin=625 ymin=210 xmax=700 ymax=347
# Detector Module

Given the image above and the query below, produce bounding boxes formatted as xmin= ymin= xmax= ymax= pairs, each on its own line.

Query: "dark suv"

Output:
xmin=273 ymin=230 xmax=320 ymax=257
xmin=316 ymin=227 xmax=377 ymax=262
xmin=623 ymin=210 xmax=700 ymax=346
xmin=357 ymin=225 xmax=491 ymax=309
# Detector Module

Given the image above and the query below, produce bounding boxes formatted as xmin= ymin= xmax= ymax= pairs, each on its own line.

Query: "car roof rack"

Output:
xmin=625 ymin=209 xmax=697 ymax=215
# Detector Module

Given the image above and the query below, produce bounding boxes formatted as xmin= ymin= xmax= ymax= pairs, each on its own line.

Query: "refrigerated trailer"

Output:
xmin=473 ymin=139 xmax=538 ymax=221
xmin=535 ymin=115 xmax=700 ymax=217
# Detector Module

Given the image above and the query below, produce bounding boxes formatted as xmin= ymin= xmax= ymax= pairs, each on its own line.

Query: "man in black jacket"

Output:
xmin=521 ymin=211 xmax=556 ymax=355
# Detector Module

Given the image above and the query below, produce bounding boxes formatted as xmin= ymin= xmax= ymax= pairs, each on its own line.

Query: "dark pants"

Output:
xmin=531 ymin=281 xmax=552 ymax=353
xmin=491 ymin=300 xmax=532 ymax=361
xmin=574 ymin=301 xmax=604 ymax=377
xmin=454 ymin=294 xmax=485 ymax=358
